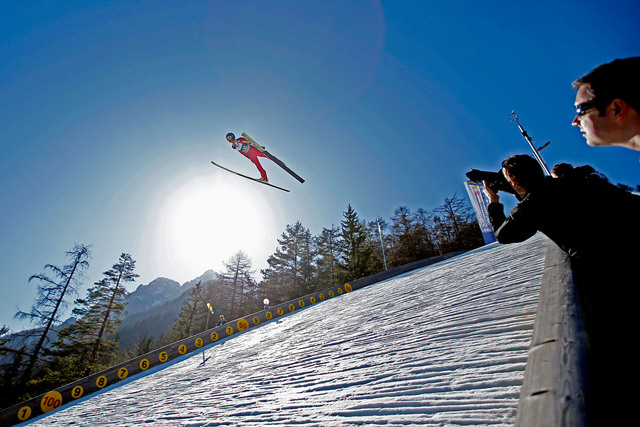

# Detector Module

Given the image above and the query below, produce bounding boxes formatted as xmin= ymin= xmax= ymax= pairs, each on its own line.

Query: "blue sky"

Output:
xmin=2 ymin=0 xmax=638 ymax=332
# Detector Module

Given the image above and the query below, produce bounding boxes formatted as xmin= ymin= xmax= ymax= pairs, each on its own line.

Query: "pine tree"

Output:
xmin=387 ymin=206 xmax=438 ymax=267
xmin=314 ymin=225 xmax=340 ymax=290
xmin=0 ymin=325 xmax=17 ymax=407
xmin=202 ymin=275 xmax=229 ymax=328
xmin=338 ymin=204 xmax=371 ymax=282
xmin=259 ymin=267 xmax=289 ymax=306
xmin=261 ymin=221 xmax=315 ymax=301
xmin=54 ymin=253 xmax=137 ymax=376
xmin=117 ymin=335 xmax=155 ymax=363
xmin=388 ymin=206 xmax=417 ymax=267
xmin=219 ymin=251 xmax=256 ymax=319
xmin=166 ymin=282 xmax=208 ymax=342
xmin=13 ymin=244 xmax=91 ymax=385
xmin=0 ymin=344 xmax=28 ymax=408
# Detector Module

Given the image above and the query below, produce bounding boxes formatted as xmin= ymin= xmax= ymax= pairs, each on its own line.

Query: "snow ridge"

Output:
xmin=28 ymin=235 xmax=546 ymax=427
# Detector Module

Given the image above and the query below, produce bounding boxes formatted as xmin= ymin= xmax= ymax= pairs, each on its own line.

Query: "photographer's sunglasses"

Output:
xmin=575 ymin=99 xmax=600 ymax=117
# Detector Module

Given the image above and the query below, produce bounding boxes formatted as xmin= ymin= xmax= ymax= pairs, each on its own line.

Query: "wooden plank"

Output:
xmin=515 ymin=240 xmax=589 ymax=427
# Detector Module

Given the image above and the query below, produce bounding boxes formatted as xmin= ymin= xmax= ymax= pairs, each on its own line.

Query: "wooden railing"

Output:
xmin=515 ymin=240 xmax=590 ymax=427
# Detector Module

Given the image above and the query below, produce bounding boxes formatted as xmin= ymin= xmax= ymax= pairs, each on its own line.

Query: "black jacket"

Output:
xmin=488 ymin=175 xmax=640 ymax=266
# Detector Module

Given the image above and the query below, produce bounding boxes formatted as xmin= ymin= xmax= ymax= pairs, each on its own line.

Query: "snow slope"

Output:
xmin=26 ymin=235 xmax=547 ymax=427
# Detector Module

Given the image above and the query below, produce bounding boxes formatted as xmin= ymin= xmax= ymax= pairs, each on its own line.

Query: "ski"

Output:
xmin=241 ymin=133 xmax=305 ymax=183
xmin=211 ymin=161 xmax=290 ymax=192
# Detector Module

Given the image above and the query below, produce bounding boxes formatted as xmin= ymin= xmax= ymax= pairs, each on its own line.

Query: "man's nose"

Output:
xmin=571 ymin=114 xmax=580 ymax=127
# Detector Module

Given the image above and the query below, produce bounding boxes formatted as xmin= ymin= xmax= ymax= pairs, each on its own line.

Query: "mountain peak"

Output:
xmin=181 ymin=270 xmax=218 ymax=289
xmin=127 ymin=277 xmax=182 ymax=315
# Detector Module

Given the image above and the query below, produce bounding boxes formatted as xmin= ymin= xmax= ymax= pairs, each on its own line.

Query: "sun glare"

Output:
xmin=155 ymin=175 xmax=275 ymax=281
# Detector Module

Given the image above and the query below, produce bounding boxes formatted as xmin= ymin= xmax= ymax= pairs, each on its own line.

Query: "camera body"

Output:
xmin=465 ymin=169 xmax=517 ymax=195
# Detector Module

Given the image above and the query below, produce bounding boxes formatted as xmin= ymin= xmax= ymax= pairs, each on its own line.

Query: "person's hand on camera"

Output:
xmin=483 ymin=180 xmax=500 ymax=203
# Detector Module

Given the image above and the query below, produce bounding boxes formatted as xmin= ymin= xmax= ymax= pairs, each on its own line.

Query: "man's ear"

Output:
xmin=505 ymin=173 xmax=526 ymax=196
xmin=610 ymin=98 xmax=630 ymax=119
xmin=502 ymin=169 xmax=516 ymax=186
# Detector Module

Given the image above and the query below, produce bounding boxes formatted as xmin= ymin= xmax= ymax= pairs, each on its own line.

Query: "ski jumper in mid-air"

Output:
xmin=226 ymin=132 xmax=269 ymax=182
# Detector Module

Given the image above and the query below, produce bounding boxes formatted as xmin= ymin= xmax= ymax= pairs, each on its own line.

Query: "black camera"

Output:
xmin=465 ymin=169 xmax=517 ymax=195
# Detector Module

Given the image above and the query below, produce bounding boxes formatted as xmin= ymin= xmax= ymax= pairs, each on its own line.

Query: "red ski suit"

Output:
xmin=231 ymin=137 xmax=268 ymax=181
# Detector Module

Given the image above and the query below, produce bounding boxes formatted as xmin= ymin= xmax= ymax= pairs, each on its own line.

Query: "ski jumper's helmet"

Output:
xmin=226 ymin=132 xmax=235 ymax=140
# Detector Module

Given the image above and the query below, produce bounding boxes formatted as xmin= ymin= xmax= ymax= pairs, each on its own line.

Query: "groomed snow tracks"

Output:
xmin=0 ymin=252 xmax=463 ymax=426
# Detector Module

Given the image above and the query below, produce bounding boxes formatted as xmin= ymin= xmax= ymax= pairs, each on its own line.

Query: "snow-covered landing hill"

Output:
xmin=27 ymin=235 xmax=547 ymax=427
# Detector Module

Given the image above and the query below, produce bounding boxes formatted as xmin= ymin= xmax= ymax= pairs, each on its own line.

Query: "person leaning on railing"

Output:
xmin=483 ymin=154 xmax=640 ymax=425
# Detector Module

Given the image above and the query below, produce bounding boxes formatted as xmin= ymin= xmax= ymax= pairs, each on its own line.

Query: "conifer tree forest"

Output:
xmin=0 ymin=194 xmax=484 ymax=408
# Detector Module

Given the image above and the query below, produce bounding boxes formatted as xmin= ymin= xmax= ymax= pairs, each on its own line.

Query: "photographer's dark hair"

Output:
xmin=502 ymin=155 xmax=545 ymax=190
xmin=572 ymin=57 xmax=640 ymax=114
xmin=551 ymin=162 xmax=574 ymax=178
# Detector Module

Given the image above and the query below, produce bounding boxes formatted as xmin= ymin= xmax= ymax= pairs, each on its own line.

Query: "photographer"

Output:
xmin=483 ymin=154 xmax=638 ymax=264
xmin=482 ymin=154 xmax=640 ymax=423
